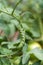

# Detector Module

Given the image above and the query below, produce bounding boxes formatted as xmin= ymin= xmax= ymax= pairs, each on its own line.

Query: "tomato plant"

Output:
xmin=0 ymin=0 xmax=43 ymax=65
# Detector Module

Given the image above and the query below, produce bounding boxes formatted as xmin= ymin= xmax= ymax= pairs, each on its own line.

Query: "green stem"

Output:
xmin=38 ymin=16 xmax=43 ymax=40
xmin=0 ymin=10 xmax=20 ymax=22
xmin=11 ymin=0 xmax=22 ymax=15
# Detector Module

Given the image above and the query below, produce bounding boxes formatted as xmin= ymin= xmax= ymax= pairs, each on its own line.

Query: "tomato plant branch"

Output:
xmin=0 ymin=10 xmax=20 ymax=23
xmin=38 ymin=16 xmax=43 ymax=40
xmin=0 ymin=9 xmax=25 ymax=49
xmin=11 ymin=0 xmax=22 ymax=15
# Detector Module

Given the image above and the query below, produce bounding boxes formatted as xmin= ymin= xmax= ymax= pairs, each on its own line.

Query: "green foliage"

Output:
xmin=0 ymin=0 xmax=43 ymax=65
